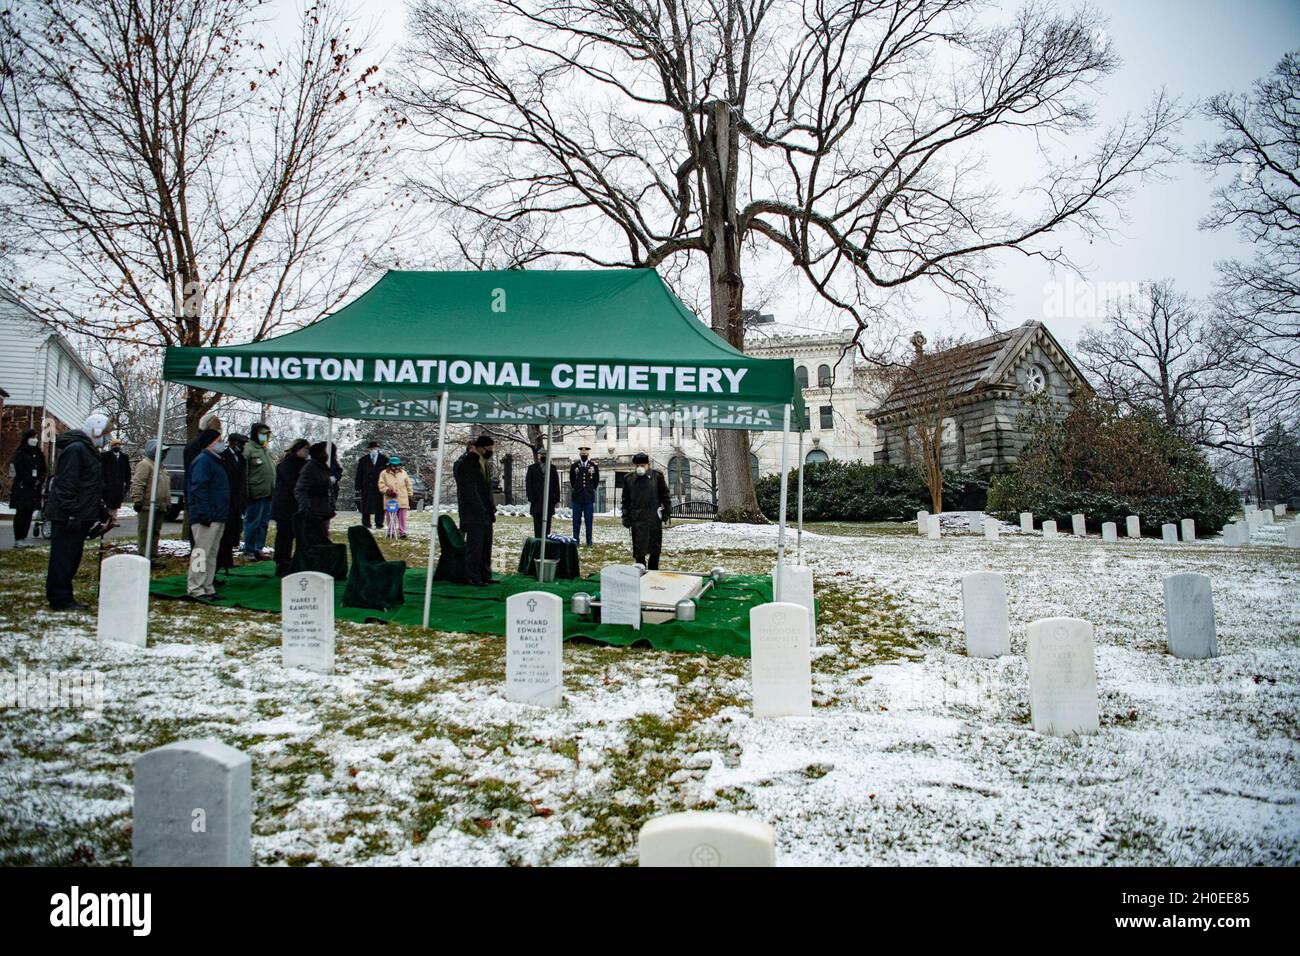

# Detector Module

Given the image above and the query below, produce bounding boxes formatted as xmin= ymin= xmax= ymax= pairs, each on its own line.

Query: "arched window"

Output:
xmin=749 ymin=452 xmax=761 ymax=484
xmin=818 ymin=364 xmax=832 ymax=387
xmin=806 ymin=449 xmax=830 ymax=465
xmin=795 ymin=365 xmax=809 ymax=389
xmin=667 ymin=455 xmax=691 ymax=499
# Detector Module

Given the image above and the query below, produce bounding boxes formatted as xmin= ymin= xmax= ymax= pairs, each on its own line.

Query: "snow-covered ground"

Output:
xmin=0 ymin=513 xmax=1296 ymax=866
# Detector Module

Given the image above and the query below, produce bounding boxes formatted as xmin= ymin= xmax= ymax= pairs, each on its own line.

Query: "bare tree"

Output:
xmin=878 ymin=333 xmax=970 ymax=513
xmin=1198 ymin=49 xmax=1300 ymax=429
xmin=1075 ymin=279 xmax=1245 ymax=448
xmin=393 ymin=0 xmax=1182 ymax=520
xmin=0 ymin=0 xmax=409 ymax=432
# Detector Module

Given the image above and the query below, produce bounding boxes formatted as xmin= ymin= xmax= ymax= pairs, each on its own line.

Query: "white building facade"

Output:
xmin=520 ymin=331 xmax=878 ymax=513
xmin=0 ymin=288 xmax=97 ymax=475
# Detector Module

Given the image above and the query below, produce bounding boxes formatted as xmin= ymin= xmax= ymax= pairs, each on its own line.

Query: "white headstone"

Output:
xmin=1071 ymin=513 xmax=1086 ymax=537
xmin=1161 ymin=523 xmax=1178 ymax=543
xmin=97 ymin=554 xmax=151 ymax=648
xmin=638 ymin=812 xmax=775 ymax=867
xmin=749 ymin=602 xmax=812 ymax=718
xmin=926 ymin=514 xmax=941 ymax=540
xmin=961 ymin=572 xmax=1010 ymax=658
xmin=281 ymin=571 xmax=335 ymax=674
xmin=1025 ymin=617 xmax=1099 ymax=737
xmin=916 ymin=510 xmax=929 ymax=535
xmin=1180 ymin=518 xmax=1196 ymax=542
xmin=984 ymin=520 xmax=1000 ymax=541
xmin=132 ymin=738 xmax=251 ymax=867
xmin=1262 ymin=509 xmax=1274 ymax=525
xmin=1126 ymin=515 xmax=1141 ymax=537
xmin=1287 ymin=523 xmax=1300 ymax=548
xmin=773 ymin=563 xmax=816 ymax=647
xmin=1222 ymin=523 xmax=1241 ymax=546
xmin=1019 ymin=512 xmax=1033 ymax=533
xmin=506 ymin=591 xmax=563 ymax=707
xmin=1163 ymin=573 xmax=1218 ymax=660
xmin=1101 ymin=522 xmax=1117 ymax=542
xmin=601 ymin=565 xmax=642 ymax=630
xmin=1274 ymin=503 xmax=1287 ymax=517
xmin=1246 ymin=510 xmax=1262 ymax=529
xmin=1042 ymin=519 xmax=1058 ymax=539
xmin=1236 ymin=520 xmax=1252 ymax=544
xmin=968 ymin=512 xmax=984 ymax=534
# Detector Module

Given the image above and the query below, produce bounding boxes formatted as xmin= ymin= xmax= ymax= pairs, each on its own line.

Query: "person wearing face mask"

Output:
xmin=6 ymin=428 xmax=46 ymax=548
xmin=355 ymin=440 xmax=386 ymax=529
xmin=525 ymin=444 xmax=560 ymax=541
xmin=241 ymin=423 xmax=275 ymax=559
xmin=272 ymin=438 xmax=311 ymax=576
xmin=130 ymin=438 xmax=171 ymax=564
xmin=377 ymin=456 xmax=414 ymax=539
xmin=453 ymin=434 xmax=497 ymax=586
xmin=294 ymin=441 xmax=336 ymax=539
xmin=568 ymin=444 xmax=600 ymax=546
xmin=99 ymin=437 xmax=132 ymax=514
xmin=621 ymin=452 xmax=671 ymax=571
xmin=186 ymin=430 xmax=230 ymax=600
xmin=217 ymin=433 xmax=248 ymax=571
xmin=44 ymin=412 xmax=113 ymax=610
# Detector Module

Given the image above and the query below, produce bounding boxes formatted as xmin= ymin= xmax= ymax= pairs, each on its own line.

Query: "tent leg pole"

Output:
xmin=144 ymin=380 xmax=168 ymax=559
xmin=539 ymin=418 xmax=553 ymax=583
xmin=796 ymin=426 xmax=805 ymax=564
xmin=423 ymin=391 xmax=450 ymax=629
xmin=776 ymin=404 xmax=791 ymax=597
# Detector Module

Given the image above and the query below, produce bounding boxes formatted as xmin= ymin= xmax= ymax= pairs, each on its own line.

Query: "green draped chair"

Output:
xmin=344 ymin=525 xmax=407 ymax=610
xmin=433 ymin=514 xmax=468 ymax=583
xmin=289 ymin=512 xmax=348 ymax=580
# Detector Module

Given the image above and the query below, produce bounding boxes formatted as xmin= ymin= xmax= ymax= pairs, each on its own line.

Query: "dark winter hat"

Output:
xmin=228 ymin=433 xmax=248 ymax=448
xmin=368 ymin=440 xmax=380 ymax=448
xmin=472 ymin=434 xmax=495 ymax=448
xmin=309 ymin=441 xmax=328 ymax=462
xmin=632 ymin=452 xmax=650 ymax=464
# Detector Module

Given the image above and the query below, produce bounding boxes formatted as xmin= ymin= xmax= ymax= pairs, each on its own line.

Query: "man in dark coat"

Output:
xmin=272 ymin=439 xmax=310 ymax=576
xmin=568 ymin=444 xmax=600 ymax=546
xmin=622 ymin=452 xmax=671 ymax=570
xmin=182 ymin=412 xmax=221 ymax=543
xmin=186 ymin=431 xmax=229 ymax=600
xmin=99 ymin=437 xmax=132 ymax=512
xmin=6 ymin=427 xmax=46 ymax=547
xmin=44 ymin=413 xmax=112 ymax=610
xmin=217 ymin=433 xmax=249 ymax=570
xmin=453 ymin=434 xmax=496 ymax=585
xmin=525 ymin=445 xmax=560 ymax=540
xmin=294 ymin=441 xmax=336 ymax=539
xmin=354 ymin=440 xmax=386 ymax=528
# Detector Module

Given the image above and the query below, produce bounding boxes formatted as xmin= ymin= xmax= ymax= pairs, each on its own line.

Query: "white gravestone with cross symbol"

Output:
xmin=132 ymin=738 xmax=251 ymax=867
xmin=638 ymin=811 xmax=775 ymax=867
xmin=281 ymin=572 xmax=335 ymax=674
xmin=749 ymin=602 xmax=813 ymax=718
xmin=1026 ymin=617 xmax=1099 ymax=737
xmin=506 ymin=591 xmax=563 ymax=708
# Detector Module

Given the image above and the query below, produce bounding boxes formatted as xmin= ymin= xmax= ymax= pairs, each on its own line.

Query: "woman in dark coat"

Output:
xmin=7 ymin=428 xmax=47 ymax=546
xmin=294 ymin=441 xmax=336 ymax=539
xmin=271 ymin=439 xmax=310 ymax=577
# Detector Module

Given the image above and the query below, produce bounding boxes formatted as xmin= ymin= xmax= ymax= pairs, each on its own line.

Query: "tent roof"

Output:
xmin=163 ymin=269 xmax=804 ymax=431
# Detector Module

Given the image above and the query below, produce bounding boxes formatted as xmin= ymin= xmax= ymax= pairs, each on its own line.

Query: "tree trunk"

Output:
xmin=703 ymin=100 xmax=764 ymax=522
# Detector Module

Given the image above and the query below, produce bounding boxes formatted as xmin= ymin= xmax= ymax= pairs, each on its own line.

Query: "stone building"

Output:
xmin=871 ymin=320 xmax=1090 ymax=478
xmin=514 ymin=330 xmax=879 ymax=513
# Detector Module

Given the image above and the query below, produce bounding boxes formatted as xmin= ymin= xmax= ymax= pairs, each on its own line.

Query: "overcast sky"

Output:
xmin=341 ymin=0 xmax=1298 ymax=350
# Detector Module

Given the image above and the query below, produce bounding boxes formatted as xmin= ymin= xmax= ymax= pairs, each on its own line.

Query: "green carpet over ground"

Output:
xmin=149 ymin=563 xmax=782 ymax=657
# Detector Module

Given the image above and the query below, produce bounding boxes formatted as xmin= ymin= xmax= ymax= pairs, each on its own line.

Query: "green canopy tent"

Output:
xmin=152 ymin=268 xmax=809 ymax=625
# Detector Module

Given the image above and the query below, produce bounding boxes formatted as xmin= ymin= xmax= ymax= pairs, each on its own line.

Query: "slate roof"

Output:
xmin=872 ymin=321 xmax=1086 ymax=420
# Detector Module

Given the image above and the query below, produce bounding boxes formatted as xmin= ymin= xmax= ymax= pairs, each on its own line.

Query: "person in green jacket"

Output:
xmin=241 ymin=422 xmax=276 ymax=559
